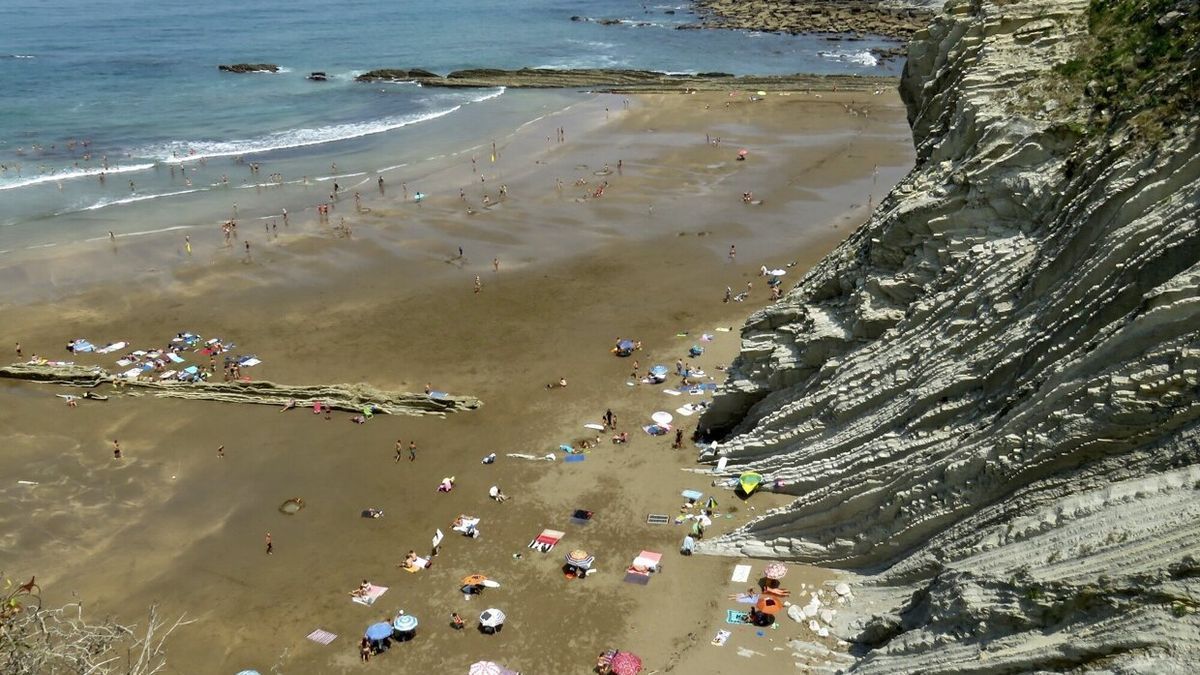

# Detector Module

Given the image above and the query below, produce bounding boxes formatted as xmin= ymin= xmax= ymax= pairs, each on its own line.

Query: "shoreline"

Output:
xmin=1 ymin=90 xmax=914 ymax=672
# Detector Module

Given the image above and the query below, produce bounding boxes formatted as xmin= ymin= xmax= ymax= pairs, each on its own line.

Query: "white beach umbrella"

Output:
xmin=479 ymin=608 xmax=506 ymax=628
xmin=651 ymin=411 xmax=673 ymax=426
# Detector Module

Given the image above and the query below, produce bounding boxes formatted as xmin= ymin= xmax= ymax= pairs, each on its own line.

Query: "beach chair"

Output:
xmin=527 ymin=529 xmax=564 ymax=553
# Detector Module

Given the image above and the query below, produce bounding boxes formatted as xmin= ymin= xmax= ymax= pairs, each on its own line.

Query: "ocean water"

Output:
xmin=0 ymin=0 xmax=901 ymax=250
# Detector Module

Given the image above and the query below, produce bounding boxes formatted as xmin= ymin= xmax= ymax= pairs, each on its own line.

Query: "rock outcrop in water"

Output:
xmin=217 ymin=63 xmax=279 ymax=73
xmin=355 ymin=67 xmax=891 ymax=92
xmin=0 ymin=363 xmax=480 ymax=417
xmin=698 ymin=0 xmax=1200 ymax=670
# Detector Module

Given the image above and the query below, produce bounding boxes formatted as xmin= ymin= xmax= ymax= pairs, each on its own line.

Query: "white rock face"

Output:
xmin=697 ymin=0 xmax=1200 ymax=671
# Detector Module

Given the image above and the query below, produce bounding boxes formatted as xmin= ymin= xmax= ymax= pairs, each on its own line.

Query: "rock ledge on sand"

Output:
xmin=0 ymin=363 xmax=480 ymax=417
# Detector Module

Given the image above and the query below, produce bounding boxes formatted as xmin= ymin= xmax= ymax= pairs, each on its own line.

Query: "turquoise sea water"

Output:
xmin=0 ymin=0 xmax=900 ymax=249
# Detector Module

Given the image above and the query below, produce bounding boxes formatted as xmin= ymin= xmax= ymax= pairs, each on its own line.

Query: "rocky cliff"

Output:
xmin=698 ymin=0 xmax=1199 ymax=670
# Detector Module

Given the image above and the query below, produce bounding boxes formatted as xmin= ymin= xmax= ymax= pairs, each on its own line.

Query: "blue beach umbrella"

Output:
xmin=618 ymin=339 xmax=634 ymax=350
xmin=365 ymin=622 xmax=393 ymax=641
xmin=650 ymin=365 xmax=668 ymax=377
xmin=393 ymin=614 xmax=418 ymax=632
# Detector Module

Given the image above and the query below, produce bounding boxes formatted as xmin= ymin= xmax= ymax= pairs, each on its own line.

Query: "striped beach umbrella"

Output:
xmin=763 ymin=562 xmax=788 ymax=580
xmin=610 ymin=651 xmax=643 ymax=675
xmin=565 ymin=549 xmax=595 ymax=570
xmin=393 ymin=614 xmax=418 ymax=632
xmin=468 ymin=661 xmax=504 ymax=675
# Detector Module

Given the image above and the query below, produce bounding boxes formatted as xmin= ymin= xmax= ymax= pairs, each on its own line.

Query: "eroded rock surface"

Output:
xmin=698 ymin=0 xmax=1200 ymax=670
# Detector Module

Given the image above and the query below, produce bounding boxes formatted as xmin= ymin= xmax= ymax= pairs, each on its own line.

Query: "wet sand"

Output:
xmin=0 ymin=90 xmax=912 ymax=673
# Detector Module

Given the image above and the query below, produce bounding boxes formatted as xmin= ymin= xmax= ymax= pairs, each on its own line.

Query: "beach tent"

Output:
xmin=737 ymin=471 xmax=763 ymax=496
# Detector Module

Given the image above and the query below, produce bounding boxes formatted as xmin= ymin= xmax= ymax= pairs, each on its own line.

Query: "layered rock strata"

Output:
xmin=355 ymin=67 xmax=892 ymax=92
xmin=698 ymin=0 xmax=1200 ymax=670
xmin=689 ymin=0 xmax=936 ymax=39
xmin=0 ymin=363 xmax=480 ymax=416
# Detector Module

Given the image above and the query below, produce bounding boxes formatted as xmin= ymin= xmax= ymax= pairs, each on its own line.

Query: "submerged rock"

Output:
xmin=218 ymin=63 xmax=279 ymax=73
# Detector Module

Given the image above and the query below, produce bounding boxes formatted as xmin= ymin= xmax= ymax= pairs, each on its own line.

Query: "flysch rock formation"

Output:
xmin=696 ymin=0 xmax=1200 ymax=670
xmin=0 ymin=363 xmax=480 ymax=417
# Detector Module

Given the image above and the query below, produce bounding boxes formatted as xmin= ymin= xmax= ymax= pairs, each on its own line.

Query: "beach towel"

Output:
xmin=158 ymin=370 xmax=177 ymax=380
xmin=584 ymin=423 xmax=605 ymax=431
xmin=716 ymin=327 xmax=732 ymax=332
xmin=564 ymin=454 xmax=586 ymax=463
xmin=240 ymin=357 xmax=262 ymax=367
xmin=72 ymin=340 xmax=95 ymax=353
xmin=306 ymin=629 xmax=337 ymax=645
xmin=726 ymin=610 xmax=750 ymax=624
xmin=711 ymin=629 xmax=731 ymax=646
xmin=701 ymin=334 xmax=715 ymax=342
xmin=132 ymin=350 xmax=147 ymax=356
xmin=663 ymin=389 xmax=682 ymax=396
xmin=97 ymin=341 xmax=127 ymax=354
xmin=731 ymin=564 xmax=752 ymax=583
xmin=167 ymin=353 xmax=185 ymax=363
xmin=452 ymin=517 xmax=480 ymax=536
xmin=676 ymin=406 xmax=697 ymax=416
xmin=643 ymin=424 xmax=669 ymax=436
xmin=681 ymin=489 xmax=703 ymax=502
xmin=116 ymin=358 xmax=135 ymax=367
xmin=633 ymin=551 xmax=662 ymax=571
xmin=527 ymin=529 xmax=564 ymax=553
xmin=646 ymin=513 xmax=670 ymax=525
xmin=121 ymin=368 xmax=142 ymax=379
xmin=429 ymin=391 xmax=449 ymax=399
xmin=402 ymin=558 xmax=430 ymax=573
xmin=351 ymin=585 xmax=388 ymax=606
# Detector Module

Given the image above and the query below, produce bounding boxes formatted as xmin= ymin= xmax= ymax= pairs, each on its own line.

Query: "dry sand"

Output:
xmin=0 ymin=89 xmax=913 ymax=673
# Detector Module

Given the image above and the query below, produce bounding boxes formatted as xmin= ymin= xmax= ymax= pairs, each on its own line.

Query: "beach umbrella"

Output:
xmin=756 ymin=90 xmax=767 ymax=96
xmin=365 ymin=621 xmax=393 ymax=641
xmin=610 ymin=651 xmax=644 ymax=675
xmin=649 ymin=365 xmax=668 ymax=377
xmin=618 ymin=339 xmax=635 ymax=351
xmin=651 ymin=411 xmax=673 ymax=426
xmin=737 ymin=149 xmax=749 ymax=157
xmin=462 ymin=574 xmax=489 ymax=587
xmin=564 ymin=549 xmax=595 ymax=570
xmin=479 ymin=608 xmax=506 ymax=628
xmin=755 ymin=595 xmax=783 ymax=615
xmin=695 ymin=514 xmax=713 ymax=528
xmin=764 ymin=562 xmax=789 ymax=580
xmin=393 ymin=613 xmax=418 ymax=632
xmin=704 ymin=496 xmax=718 ymax=510
xmin=469 ymin=662 xmax=503 ymax=675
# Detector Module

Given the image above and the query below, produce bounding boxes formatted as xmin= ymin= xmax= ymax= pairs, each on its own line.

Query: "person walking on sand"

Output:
xmin=217 ymin=445 xmax=224 ymax=458
xmin=112 ymin=439 xmax=121 ymax=460
xmin=265 ymin=532 xmax=273 ymax=555
xmin=15 ymin=343 xmax=21 ymax=357
xmin=474 ymin=275 xmax=482 ymax=294
xmin=409 ymin=440 xmax=417 ymax=462
xmin=395 ymin=440 xmax=403 ymax=463
xmin=493 ymin=257 xmax=499 ymax=272
xmin=729 ymin=244 xmax=736 ymax=261
xmin=673 ymin=428 xmax=684 ymax=449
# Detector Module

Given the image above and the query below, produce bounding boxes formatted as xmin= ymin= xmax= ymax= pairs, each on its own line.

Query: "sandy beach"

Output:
xmin=0 ymin=89 xmax=912 ymax=673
